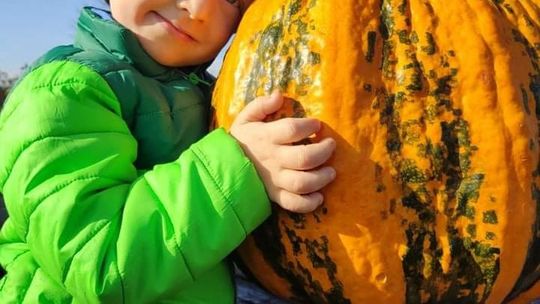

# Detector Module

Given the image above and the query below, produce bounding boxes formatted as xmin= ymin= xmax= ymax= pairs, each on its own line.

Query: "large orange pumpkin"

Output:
xmin=212 ymin=0 xmax=540 ymax=302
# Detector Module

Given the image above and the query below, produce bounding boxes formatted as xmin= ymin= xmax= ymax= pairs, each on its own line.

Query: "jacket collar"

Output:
xmin=74 ymin=7 xmax=211 ymax=83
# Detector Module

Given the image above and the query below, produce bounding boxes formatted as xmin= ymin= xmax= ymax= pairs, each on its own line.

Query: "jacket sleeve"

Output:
xmin=0 ymin=61 xmax=271 ymax=302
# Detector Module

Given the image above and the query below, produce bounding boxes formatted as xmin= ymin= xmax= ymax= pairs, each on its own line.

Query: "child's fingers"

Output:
xmin=268 ymin=117 xmax=321 ymax=144
xmin=276 ymin=167 xmax=336 ymax=194
xmin=273 ymin=190 xmax=324 ymax=213
xmin=276 ymin=137 xmax=335 ymax=170
xmin=233 ymin=91 xmax=283 ymax=124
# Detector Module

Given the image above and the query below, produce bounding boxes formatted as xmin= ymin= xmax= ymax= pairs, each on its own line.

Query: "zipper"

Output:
xmin=186 ymin=72 xmax=211 ymax=86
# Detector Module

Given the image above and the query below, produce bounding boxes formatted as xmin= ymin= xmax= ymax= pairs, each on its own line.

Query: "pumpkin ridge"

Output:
xmin=377 ymin=1 xmax=500 ymax=301
xmin=238 ymin=0 xmax=353 ymax=302
xmin=498 ymin=0 xmax=540 ymax=298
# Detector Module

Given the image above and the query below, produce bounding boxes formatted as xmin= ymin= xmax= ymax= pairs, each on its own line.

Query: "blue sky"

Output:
xmin=0 ymin=0 xmax=225 ymax=76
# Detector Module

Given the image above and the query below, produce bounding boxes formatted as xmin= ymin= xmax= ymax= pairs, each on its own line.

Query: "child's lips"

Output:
xmin=152 ymin=12 xmax=197 ymax=42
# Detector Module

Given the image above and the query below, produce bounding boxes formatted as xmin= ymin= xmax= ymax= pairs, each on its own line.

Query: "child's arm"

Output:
xmin=0 ymin=62 xmax=270 ymax=302
xmin=230 ymin=91 xmax=336 ymax=213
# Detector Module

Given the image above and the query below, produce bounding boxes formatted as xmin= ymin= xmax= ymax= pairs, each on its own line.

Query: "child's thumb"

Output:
xmin=235 ymin=91 xmax=283 ymax=123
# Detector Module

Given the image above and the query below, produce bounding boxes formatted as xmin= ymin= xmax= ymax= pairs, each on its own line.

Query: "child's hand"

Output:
xmin=230 ymin=91 xmax=336 ymax=213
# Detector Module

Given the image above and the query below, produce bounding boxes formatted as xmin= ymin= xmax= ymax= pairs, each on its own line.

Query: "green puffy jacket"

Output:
xmin=0 ymin=8 xmax=270 ymax=303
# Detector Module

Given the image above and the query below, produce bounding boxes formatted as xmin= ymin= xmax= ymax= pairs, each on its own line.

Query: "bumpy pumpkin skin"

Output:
xmin=212 ymin=0 xmax=540 ymax=303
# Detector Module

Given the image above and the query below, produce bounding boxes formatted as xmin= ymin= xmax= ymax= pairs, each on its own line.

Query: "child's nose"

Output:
xmin=178 ymin=0 xmax=213 ymax=21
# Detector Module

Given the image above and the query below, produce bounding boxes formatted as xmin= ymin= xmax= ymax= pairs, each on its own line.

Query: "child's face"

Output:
xmin=110 ymin=0 xmax=248 ymax=67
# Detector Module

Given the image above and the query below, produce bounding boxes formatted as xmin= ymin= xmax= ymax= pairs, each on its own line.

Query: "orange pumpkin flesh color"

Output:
xmin=212 ymin=0 xmax=540 ymax=303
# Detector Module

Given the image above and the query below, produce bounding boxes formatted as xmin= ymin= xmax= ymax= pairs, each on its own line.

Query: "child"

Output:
xmin=0 ymin=0 xmax=336 ymax=303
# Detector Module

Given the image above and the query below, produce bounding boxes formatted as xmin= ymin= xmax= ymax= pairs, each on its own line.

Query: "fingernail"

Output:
xmin=329 ymin=138 xmax=336 ymax=149
xmin=330 ymin=168 xmax=336 ymax=179
xmin=326 ymin=167 xmax=336 ymax=180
